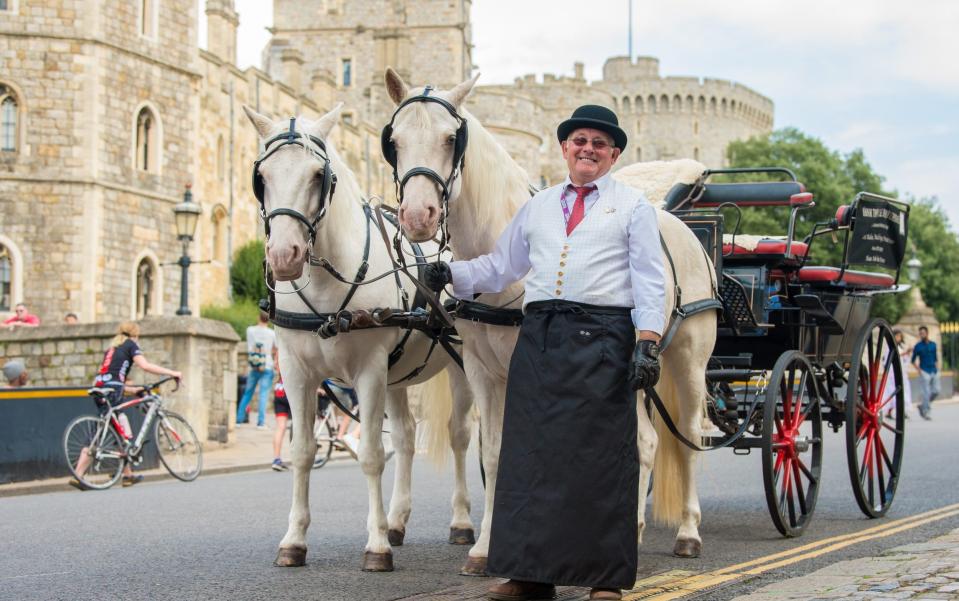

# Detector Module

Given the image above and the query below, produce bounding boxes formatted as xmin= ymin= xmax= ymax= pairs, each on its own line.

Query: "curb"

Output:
xmin=0 ymin=454 xmax=352 ymax=498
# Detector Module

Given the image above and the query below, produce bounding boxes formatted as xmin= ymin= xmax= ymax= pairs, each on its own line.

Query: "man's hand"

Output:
xmin=424 ymin=261 xmax=452 ymax=292
xmin=629 ymin=340 xmax=661 ymax=390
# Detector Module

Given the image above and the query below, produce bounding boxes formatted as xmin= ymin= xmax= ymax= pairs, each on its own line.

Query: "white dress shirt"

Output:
xmin=449 ymin=172 xmax=666 ymax=335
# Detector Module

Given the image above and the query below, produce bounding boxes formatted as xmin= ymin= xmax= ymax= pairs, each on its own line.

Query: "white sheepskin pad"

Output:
xmin=613 ymin=159 xmax=707 ymax=208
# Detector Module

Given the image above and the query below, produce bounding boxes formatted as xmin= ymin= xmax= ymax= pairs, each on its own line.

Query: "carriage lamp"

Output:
xmin=906 ymin=255 xmax=922 ymax=283
xmin=173 ymin=184 xmax=202 ymax=315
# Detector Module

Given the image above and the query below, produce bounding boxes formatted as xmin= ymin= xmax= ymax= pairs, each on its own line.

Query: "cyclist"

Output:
xmin=271 ymin=350 xmax=290 ymax=471
xmin=69 ymin=322 xmax=181 ymax=490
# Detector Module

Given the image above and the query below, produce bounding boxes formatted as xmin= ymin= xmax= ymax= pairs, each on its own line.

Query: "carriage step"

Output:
xmin=720 ymin=274 xmax=764 ymax=330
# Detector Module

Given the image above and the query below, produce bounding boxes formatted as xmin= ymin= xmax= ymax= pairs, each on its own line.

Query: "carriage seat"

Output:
xmin=797 ymin=266 xmax=895 ymax=288
xmin=722 ymin=236 xmax=808 ymax=259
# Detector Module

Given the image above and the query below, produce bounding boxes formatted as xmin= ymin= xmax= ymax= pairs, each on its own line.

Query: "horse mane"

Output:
xmin=458 ymin=109 xmax=530 ymax=244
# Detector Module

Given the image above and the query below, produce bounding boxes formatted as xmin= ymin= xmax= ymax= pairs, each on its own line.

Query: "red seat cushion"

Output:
xmin=798 ymin=266 xmax=895 ymax=288
xmin=723 ymin=239 xmax=808 ymax=257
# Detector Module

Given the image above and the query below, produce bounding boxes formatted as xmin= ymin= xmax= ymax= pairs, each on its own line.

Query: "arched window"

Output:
xmin=693 ymin=147 xmax=700 ymax=161
xmin=635 ymin=120 xmax=641 ymax=134
xmin=211 ymin=204 xmax=228 ymax=263
xmin=698 ymin=96 xmax=706 ymax=113
xmin=635 ymin=96 xmax=644 ymax=113
xmin=686 ymin=95 xmax=694 ymax=113
xmin=622 ymin=97 xmax=631 ymax=113
xmin=636 ymin=147 xmax=642 ymax=162
xmin=721 ymin=98 xmax=728 ymax=115
xmin=710 ymin=97 xmax=718 ymax=114
xmin=660 ymin=94 xmax=669 ymax=112
xmin=647 ymin=95 xmax=656 ymax=113
xmin=134 ymin=105 xmax=161 ymax=173
xmin=216 ymin=135 xmax=225 ymax=182
xmin=135 ymin=258 xmax=154 ymax=318
xmin=0 ymin=84 xmax=18 ymax=152
xmin=673 ymin=94 xmax=682 ymax=112
xmin=693 ymin=121 xmax=699 ymax=135
xmin=0 ymin=244 xmax=11 ymax=311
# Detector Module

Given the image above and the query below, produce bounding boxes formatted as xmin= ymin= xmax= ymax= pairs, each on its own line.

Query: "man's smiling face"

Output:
xmin=561 ymin=127 xmax=621 ymax=185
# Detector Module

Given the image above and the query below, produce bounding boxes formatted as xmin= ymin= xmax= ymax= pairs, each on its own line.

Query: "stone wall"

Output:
xmin=0 ymin=316 xmax=240 ymax=444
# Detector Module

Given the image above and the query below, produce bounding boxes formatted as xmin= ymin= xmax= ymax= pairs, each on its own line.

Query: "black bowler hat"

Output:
xmin=557 ymin=104 xmax=628 ymax=151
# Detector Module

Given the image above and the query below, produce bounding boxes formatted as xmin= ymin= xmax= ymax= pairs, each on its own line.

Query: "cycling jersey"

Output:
xmin=94 ymin=339 xmax=142 ymax=385
xmin=274 ymin=379 xmax=290 ymax=417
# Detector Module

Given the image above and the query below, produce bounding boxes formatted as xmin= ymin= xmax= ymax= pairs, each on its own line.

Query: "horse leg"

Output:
xmin=636 ymin=390 xmax=658 ymax=544
xmin=672 ymin=365 xmax=705 ymax=559
xmin=462 ymin=367 xmax=505 ymax=576
xmin=386 ymin=387 xmax=414 ymax=547
xmin=355 ymin=370 xmax=394 ymax=572
xmin=276 ymin=371 xmax=318 ymax=567
xmin=447 ymin=364 xmax=475 ymax=545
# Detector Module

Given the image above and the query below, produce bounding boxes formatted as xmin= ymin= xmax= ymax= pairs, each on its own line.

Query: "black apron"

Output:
xmin=487 ymin=300 xmax=639 ymax=589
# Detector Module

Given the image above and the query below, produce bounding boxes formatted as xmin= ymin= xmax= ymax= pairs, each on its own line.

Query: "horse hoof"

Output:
xmin=460 ymin=555 xmax=488 ymax=576
xmin=448 ymin=527 xmax=476 ymax=545
xmin=673 ymin=538 xmax=702 ymax=558
xmin=274 ymin=546 xmax=307 ymax=567
xmin=388 ymin=529 xmax=406 ymax=547
xmin=362 ymin=551 xmax=394 ymax=572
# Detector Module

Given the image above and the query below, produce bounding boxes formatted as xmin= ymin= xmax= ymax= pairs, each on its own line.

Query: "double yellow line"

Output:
xmin=623 ymin=502 xmax=959 ymax=600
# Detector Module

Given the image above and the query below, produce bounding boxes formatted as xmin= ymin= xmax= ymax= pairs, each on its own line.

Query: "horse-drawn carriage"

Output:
xmin=662 ymin=168 xmax=910 ymax=536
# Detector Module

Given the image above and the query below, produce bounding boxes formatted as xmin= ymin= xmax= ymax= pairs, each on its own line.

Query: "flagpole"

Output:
xmin=628 ymin=0 xmax=634 ymax=60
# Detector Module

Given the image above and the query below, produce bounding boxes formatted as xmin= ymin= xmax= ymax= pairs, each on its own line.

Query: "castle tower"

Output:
xmin=206 ymin=0 xmax=239 ymax=65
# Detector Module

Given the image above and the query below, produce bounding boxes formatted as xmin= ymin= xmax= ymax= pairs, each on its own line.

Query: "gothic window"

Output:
xmin=635 ymin=96 xmax=644 ymax=113
xmin=134 ymin=106 xmax=160 ymax=172
xmin=622 ymin=97 xmax=631 ymax=112
xmin=660 ymin=95 xmax=669 ymax=112
xmin=673 ymin=95 xmax=682 ymax=112
xmin=698 ymin=96 xmax=706 ymax=113
xmin=342 ymin=58 xmax=352 ymax=87
xmin=136 ymin=258 xmax=154 ymax=318
xmin=216 ymin=135 xmax=225 ymax=182
xmin=721 ymin=98 xmax=728 ymax=115
xmin=710 ymin=97 xmax=717 ymax=114
xmin=0 ymin=244 xmax=11 ymax=311
xmin=211 ymin=205 xmax=228 ymax=262
xmin=1 ymin=85 xmax=18 ymax=152
xmin=140 ymin=0 xmax=157 ymax=38
xmin=686 ymin=95 xmax=694 ymax=112
xmin=647 ymin=95 xmax=656 ymax=113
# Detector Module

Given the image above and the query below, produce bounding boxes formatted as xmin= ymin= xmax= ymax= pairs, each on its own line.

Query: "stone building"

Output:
xmin=0 ymin=0 xmax=773 ymax=324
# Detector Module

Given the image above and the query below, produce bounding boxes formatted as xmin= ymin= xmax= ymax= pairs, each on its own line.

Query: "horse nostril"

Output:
xmin=427 ymin=205 xmax=438 ymax=223
xmin=290 ymin=244 xmax=301 ymax=262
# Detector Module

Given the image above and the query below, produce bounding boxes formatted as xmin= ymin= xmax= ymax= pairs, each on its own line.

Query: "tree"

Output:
xmin=723 ymin=128 xmax=958 ymax=323
xmin=231 ymin=239 xmax=267 ymax=303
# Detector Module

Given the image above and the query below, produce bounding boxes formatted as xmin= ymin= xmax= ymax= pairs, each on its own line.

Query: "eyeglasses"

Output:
xmin=567 ymin=136 xmax=614 ymax=151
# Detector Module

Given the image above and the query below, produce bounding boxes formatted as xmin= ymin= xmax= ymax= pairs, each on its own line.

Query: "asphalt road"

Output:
xmin=2 ymin=403 xmax=958 ymax=601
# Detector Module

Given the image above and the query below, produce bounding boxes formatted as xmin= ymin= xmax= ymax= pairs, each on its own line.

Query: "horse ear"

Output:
xmin=446 ymin=73 xmax=481 ymax=109
xmin=310 ymin=103 xmax=343 ymax=140
xmin=385 ymin=67 xmax=409 ymax=104
xmin=243 ymin=105 xmax=274 ymax=138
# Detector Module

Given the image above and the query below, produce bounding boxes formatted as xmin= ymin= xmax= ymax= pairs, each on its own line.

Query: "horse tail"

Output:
xmin=651 ymin=363 xmax=689 ymax=527
xmin=418 ymin=369 xmax=453 ymax=468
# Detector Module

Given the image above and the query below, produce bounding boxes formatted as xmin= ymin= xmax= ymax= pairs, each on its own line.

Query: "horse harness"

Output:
xmin=253 ymin=118 xmax=463 ymax=385
xmin=381 ymin=86 xmax=468 ymax=251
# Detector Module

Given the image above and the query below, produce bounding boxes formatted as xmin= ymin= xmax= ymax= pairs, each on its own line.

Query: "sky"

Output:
xmin=203 ymin=0 xmax=959 ymax=229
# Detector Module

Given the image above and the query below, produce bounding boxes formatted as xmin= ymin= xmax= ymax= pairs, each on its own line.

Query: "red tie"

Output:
xmin=566 ymin=186 xmax=593 ymax=236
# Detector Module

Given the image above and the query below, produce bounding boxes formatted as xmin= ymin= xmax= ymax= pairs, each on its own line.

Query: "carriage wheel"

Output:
xmin=845 ymin=318 xmax=905 ymax=518
xmin=762 ymin=351 xmax=823 ymax=537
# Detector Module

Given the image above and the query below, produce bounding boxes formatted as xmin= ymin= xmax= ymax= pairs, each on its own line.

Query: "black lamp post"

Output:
xmin=173 ymin=183 xmax=202 ymax=316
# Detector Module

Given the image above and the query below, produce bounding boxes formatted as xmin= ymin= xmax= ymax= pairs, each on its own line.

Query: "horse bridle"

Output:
xmin=252 ymin=117 xmax=338 ymax=251
xmin=381 ymin=86 xmax=468 ymax=250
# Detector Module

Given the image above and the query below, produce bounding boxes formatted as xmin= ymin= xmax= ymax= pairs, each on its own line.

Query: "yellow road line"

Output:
xmin=623 ymin=502 xmax=959 ymax=601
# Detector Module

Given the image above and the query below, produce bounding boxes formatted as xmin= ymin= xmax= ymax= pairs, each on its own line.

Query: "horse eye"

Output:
xmin=446 ymin=135 xmax=456 ymax=145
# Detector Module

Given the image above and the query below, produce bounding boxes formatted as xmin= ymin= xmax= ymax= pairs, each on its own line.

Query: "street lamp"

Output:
xmin=173 ymin=183 xmax=202 ymax=316
xmin=906 ymin=255 xmax=922 ymax=283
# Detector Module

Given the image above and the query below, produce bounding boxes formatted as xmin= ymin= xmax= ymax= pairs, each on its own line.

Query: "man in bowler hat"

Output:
xmin=425 ymin=105 xmax=665 ymax=600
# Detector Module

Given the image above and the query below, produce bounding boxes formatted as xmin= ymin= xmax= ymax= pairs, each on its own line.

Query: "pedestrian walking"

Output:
xmin=271 ymin=350 xmax=290 ymax=471
xmin=912 ymin=325 xmax=939 ymax=420
xmin=424 ymin=104 xmax=664 ymax=601
xmin=889 ymin=330 xmax=914 ymax=418
xmin=237 ymin=311 xmax=276 ymax=428
xmin=2 ymin=359 xmax=28 ymax=388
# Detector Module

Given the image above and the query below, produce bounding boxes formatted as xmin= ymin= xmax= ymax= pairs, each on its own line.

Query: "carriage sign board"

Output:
xmin=848 ymin=197 xmax=908 ymax=269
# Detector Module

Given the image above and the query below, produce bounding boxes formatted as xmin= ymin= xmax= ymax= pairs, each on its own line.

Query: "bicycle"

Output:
xmin=311 ymin=380 xmax=357 ymax=469
xmin=62 ymin=376 xmax=202 ymax=490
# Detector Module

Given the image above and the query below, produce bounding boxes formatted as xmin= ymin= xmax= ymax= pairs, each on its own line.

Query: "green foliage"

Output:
xmin=231 ymin=239 xmax=267 ymax=302
xmin=201 ymin=297 xmax=261 ymax=338
xmin=723 ymin=127 xmax=959 ymax=323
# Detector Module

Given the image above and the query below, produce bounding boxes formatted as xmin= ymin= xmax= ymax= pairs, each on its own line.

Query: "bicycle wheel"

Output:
xmin=313 ymin=416 xmax=335 ymax=469
xmin=63 ymin=415 xmax=125 ymax=490
xmin=154 ymin=411 xmax=202 ymax=481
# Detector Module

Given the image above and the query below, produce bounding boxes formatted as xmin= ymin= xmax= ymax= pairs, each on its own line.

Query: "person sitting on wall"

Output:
xmin=3 ymin=303 xmax=40 ymax=329
xmin=64 ymin=312 xmax=79 ymax=325
xmin=2 ymin=359 xmax=28 ymax=388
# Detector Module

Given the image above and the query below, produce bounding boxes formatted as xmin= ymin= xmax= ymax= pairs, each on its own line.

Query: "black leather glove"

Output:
xmin=424 ymin=261 xmax=452 ymax=292
xmin=629 ymin=340 xmax=661 ymax=390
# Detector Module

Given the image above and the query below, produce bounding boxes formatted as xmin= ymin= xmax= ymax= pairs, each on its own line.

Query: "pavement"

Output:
xmin=0 ymin=420 xmax=355 ymax=498
xmin=728 ymin=527 xmax=959 ymax=601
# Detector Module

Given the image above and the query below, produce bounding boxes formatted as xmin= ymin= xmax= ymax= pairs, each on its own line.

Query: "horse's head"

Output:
xmin=243 ymin=104 xmax=342 ymax=281
xmin=382 ymin=68 xmax=480 ymax=242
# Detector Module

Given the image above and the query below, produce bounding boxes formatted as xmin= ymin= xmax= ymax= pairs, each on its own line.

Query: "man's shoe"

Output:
xmin=271 ymin=458 xmax=288 ymax=472
xmin=68 ymin=478 xmax=88 ymax=491
xmin=121 ymin=475 xmax=144 ymax=487
xmin=487 ymin=579 xmax=556 ymax=601
xmin=590 ymin=589 xmax=622 ymax=600
xmin=342 ymin=434 xmax=360 ymax=459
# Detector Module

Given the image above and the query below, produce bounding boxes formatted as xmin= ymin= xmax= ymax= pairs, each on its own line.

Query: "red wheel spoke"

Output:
xmin=877 ymin=386 xmax=902 ymax=412
xmin=775 ymin=416 xmax=785 ymax=437
xmin=881 ymin=420 xmax=904 ymax=436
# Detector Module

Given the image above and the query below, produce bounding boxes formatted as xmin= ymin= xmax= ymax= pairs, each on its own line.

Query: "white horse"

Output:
xmin=243 ymin=104 xmax=476 ymax=571
xmin=383 ymin=69 xmax=718 ymax=572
